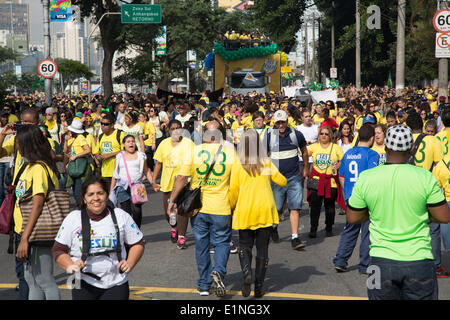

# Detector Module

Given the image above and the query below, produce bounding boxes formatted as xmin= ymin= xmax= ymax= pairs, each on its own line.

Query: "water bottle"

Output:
xmin=169 ymin=209 xmax=177 ymax=227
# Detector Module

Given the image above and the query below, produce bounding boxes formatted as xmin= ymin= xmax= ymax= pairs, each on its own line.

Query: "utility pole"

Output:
xmin=395 ymin=0 xmax=406 ymax=97
xmin=355 ymin=0 xmax=361 ymax=90
xmin=331 ymin=1 xmax=335 ymax=69
xmin=438 ymin=0 xmax=449 ymax=101
xmin=43 ymin=0 xmax=52 ymax=106
xmin=304 ymin=22 xmax=309 ymax=85
xmin=312 ymin=13 xmax=316 ymax=82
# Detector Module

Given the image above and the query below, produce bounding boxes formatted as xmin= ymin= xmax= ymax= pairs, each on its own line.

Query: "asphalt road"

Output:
xmin=0 ymin=186 xmax=449 ymax=301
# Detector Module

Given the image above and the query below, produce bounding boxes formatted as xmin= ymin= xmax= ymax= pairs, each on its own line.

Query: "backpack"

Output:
xmin=267 ymin=127 xmax=299 ymax=157
xmin=98 ymin=129 xmax=122 ymax=149
xmin=407 ymin=133 xmax=427 ymax=166
xmin=80 ymin=206 xmax=123 ymax=279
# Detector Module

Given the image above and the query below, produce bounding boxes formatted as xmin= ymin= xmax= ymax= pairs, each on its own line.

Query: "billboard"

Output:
xmin=156 ymin=25 xmax=167 ymax=56
xmin=50 ymin=0 xmax=72 ymax=22
xmin=218 ymin=0 xmax=253 ymax=12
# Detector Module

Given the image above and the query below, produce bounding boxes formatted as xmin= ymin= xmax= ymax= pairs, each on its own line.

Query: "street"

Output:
xmin=0 ymin=186 xmax=448 ymax=301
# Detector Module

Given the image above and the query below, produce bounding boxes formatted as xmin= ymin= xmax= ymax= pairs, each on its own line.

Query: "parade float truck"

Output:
xmin=212 ymin=41 xmax=281 ymax=95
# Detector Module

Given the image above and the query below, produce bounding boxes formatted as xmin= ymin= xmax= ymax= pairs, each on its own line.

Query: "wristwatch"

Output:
xmin=167 ymin=199 xmax=175 ymax=204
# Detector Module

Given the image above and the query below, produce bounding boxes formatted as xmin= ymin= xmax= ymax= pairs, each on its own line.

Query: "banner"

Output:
xmin=310 ymin=89 xmax=338 ymax=104
xmin=156 ymin=26 xmax=167 ymax=56
xmin=50 ymin=0 xmax=73 ymax=22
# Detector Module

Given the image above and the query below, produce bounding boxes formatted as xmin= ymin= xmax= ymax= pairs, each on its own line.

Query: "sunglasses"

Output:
xmin=320 ymin=132 xmax=330 ymax=136
xmin=101 ymin=122 xmax=112 ymax=126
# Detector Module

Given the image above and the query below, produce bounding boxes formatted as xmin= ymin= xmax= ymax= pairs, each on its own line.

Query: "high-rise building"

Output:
xmin=0 ymin=0 xmax=30 ymax=53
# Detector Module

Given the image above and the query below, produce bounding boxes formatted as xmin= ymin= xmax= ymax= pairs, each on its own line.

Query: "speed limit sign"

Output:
xmin=37 ymin=59 xmax=58 ymax=79
xmin=433 ymin=9 xmax=450 ymax=33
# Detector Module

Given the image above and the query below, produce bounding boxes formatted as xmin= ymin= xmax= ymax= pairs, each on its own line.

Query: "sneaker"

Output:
xmin=291 ymin=237 xmax=305 ymax=250
xmin=436 ymin=266 xmax=450 ymax=278
xmin=177 ymin=236 xmax=187 ymax=250
xmin=170 ymin=228 xmax=178 ymax=243
xmin=211 ymin=270 xmax=226 ymax=297
xmin=197 ymin=288 xmax=210 ymax=296
xmin=308 ymin=231 xmax=317 ymax=238
xmin=326 ymin=230 xmax=334 ymax=237
xmin=335 ymin=265 xmax=348 ymax=273
xmin=230 ymin=240 xmax=238 ymax=254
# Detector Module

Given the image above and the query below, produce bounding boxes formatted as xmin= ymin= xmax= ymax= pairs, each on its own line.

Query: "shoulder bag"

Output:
xmin=122 ymin=152 xmax=148 ymax=205
xmin=19 ymin=162 xmax=70 ymax=244
xmin=0 ymin=164 xmax=28 ymax=234
xmin=176 ymin=144 xmax=223 ymax=217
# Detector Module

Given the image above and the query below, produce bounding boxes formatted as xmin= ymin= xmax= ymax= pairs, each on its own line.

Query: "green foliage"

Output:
xmin=250 ymin=0 xmax=307 ymax=52
xmin=55 ymin=58 xmax=94 ymax=89
xmin=316 ymin=0 xmax=441 ymax=86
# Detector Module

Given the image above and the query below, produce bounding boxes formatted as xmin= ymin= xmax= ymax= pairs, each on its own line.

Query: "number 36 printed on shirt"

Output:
xmin=196 ymin=150 xmax=227 ymax=176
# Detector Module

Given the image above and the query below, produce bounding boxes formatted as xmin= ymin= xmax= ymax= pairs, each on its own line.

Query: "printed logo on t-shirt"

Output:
xmin=101 ymin=141 xmax=114 ymax=154
xmin=315 ymin=154 xmax=332 ymax=170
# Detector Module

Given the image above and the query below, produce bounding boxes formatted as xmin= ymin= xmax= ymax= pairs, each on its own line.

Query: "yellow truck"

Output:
xmin=213 ymin=42 xmax=281 ymax=95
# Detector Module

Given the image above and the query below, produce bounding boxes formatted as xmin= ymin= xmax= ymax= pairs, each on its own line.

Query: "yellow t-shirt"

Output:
xmin=179 ymin=143 xmax=237 ymax=215
xmin=433 ymin=154 xmax=450 ymax=201
xmin=313 ymin=114 xmax=324 ymax=125
xmin=67 ymin=135 xmax=89 ymax=157
xmin=8 ymin=114 xmax=19 ymax=124
xmin=412 ymin=133 xmax=443 ymax=171
xmin=355 ymin=116 xmax=364 ymax=131
xmin=435 ymin=129 xmax=450 ymax=157
xmin=371 ymin=144 xmax=387 ymax=165
xmin=307 ymin=142 xmax=344 ymax=188
xmin=96 ymin=129 xmax=125 ymax=178
xmin=153 ymin=137 xmax=195 ymax=192
xmin=229 ymin=160 xmax=286 ymax=230
xmin=13 ymin=162 xmax=59 ymax=234
xmin=144 ymin=121 xmax=156 ymax=147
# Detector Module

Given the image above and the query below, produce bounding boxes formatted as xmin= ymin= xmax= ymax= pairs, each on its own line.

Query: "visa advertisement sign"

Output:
xmin=50 ymin=0 xmax=72 ymax=22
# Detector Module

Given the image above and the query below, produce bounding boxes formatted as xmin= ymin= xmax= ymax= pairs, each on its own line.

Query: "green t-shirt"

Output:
xmin=349 ymin=163 xmax=446 ymax=262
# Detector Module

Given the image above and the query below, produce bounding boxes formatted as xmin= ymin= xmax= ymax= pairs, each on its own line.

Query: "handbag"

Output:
xmin=0 ymin=164 xmax=28 ymax=235
xmin=19 ymin=162 xmax=70 ymax=244
xmin=67 ymin=156 xmax=88 ymax=178
xmin=122 ymin=152 xmax=148 ymax=205
xmin=176 ymin=144 xmax=223 ymax=217
xmin=307 ymin=143 xmax=334 ymax=191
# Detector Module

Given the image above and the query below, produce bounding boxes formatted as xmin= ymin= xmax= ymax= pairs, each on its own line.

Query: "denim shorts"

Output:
xmin=271 ymin=174 xmax=303 ymax=212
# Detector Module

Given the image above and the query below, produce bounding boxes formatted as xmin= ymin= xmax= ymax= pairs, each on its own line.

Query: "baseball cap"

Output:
xmin=45 ymin=107 xmax=55 ymax=115
xmin=385 ymin=125 xmax=413 ymax=152
xmin=273 ymin=110 xmax=288 ymax=122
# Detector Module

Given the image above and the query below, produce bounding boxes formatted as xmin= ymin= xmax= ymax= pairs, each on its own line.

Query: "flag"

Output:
xmin=387 ymin=72 xmax=393 ymax=88
xmin=244 ymin=72 xmax=257 ymax=82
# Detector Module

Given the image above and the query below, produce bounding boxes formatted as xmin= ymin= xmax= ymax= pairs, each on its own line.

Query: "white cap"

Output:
xmin=45 ymin=107 xmax=55 ymax=114
xmin=67 ymin=119 xmax=85 ymax=134
xmin=273 ymin=110 xmax=288 ymax=123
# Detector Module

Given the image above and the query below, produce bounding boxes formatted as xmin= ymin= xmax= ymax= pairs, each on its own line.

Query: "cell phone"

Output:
xmin=13 ymin=123 xmax=24 ymax=131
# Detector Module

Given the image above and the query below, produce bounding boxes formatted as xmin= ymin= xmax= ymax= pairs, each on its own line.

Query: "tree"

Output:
xmin=55 ymin=58 xmax=94 ymax=93
xmin=250 ymin=0 xmax=307 ymax=53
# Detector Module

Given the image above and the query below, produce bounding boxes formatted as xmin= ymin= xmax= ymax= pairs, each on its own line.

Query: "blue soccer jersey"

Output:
xmin=339 ymin=146 xmax=380 ymax=201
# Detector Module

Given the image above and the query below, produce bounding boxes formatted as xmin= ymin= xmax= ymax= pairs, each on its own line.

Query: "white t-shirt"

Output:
xmin=113 ymin=151 xmax=146 ymax=184
xmin=175 ymin=113 xmax=192 ymax=127
xmin=55 ymin=208 xmax=143 ymax=289
xmin=296 ymin=123 xmax=318 ymax=163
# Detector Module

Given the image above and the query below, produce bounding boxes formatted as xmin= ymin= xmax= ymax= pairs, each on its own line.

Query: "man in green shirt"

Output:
xmin=347 ymin=125 xmax=450 ymax=300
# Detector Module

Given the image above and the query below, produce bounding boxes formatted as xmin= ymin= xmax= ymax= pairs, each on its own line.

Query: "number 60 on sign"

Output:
xmin=37 ymin=59 xmax=58 ymax=79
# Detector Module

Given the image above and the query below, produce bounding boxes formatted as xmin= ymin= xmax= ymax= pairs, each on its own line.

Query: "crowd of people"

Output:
xmin=1 ymin=83 xmax=450 ymax=300
xmin=221 ymin=30 xmax=272 ymax=50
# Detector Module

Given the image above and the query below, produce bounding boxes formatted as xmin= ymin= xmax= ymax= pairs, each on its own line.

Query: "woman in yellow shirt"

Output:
xmin=371 ymin=124 xmax=387 ymax=165
xmin=64 ymin=119 xmax=92 ymax=204
xmin=306 ymin=125 xmax=344 ymax=238
xmin=229 ymin=129 xmax=286 ymax=298
xmin=14 ymin=125 xmax=61 ymax=300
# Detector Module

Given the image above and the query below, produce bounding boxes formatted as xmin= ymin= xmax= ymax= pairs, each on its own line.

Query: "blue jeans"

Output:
xmin=441 ymin=201 xmax=450 ymax=251
xmin=191 ymin=213 xmax=232 ymax=291
xmin=368 ymin=257 xmax=437 ymax=300
xmin=333 ymin=220 xmax=370 ymax=273
xmin=0 ymin=162 xmax=9 ymax=204
xmin=271 ymin=174 xmax=303 ymax=214
xmin=14 ymin=233 xmax=29 ymax=300
xmin=429 ymin=222 xmax=441 ymax=268
xmin=72 ymin=177 xmax=82 ymax=205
